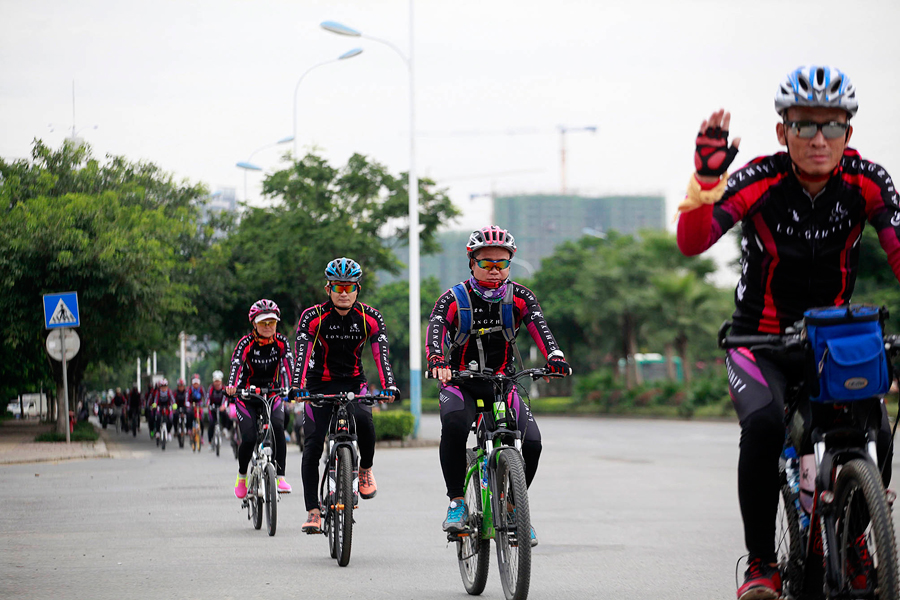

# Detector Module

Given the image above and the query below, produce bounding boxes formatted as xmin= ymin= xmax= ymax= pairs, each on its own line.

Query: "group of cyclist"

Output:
xmin=104 ymin=63 xmax=899 ymax=600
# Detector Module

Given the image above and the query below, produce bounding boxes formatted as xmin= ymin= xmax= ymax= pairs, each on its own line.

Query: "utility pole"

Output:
xmin=558 ymin=125 xmax=597 ymax=194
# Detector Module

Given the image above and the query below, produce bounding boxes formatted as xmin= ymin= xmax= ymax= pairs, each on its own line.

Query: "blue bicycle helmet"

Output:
xmin=325 ymin=257 xmax=362 ymax=282
xmin=775 ymin=65 xmax=858 ymax=117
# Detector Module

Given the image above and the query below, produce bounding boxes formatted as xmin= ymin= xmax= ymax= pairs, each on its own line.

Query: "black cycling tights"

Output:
xmin=236 ymin=401 xmax=286 ymax=477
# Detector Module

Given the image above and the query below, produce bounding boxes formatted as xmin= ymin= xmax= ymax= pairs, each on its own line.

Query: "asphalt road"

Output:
xmin=2 ymin=414 xmax=898 ymax=600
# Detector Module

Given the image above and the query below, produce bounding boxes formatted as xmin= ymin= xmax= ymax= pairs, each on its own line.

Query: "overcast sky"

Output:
xmin=2 ymin=0 xmax=899 ymax=282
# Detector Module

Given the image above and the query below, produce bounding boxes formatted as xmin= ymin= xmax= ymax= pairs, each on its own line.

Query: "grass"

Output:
xmin=34 ymin=421 xmax=99 ymax=442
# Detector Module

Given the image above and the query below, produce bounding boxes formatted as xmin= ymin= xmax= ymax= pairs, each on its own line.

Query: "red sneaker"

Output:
xmin=359 ymin=468 xmax=377 ymax=499
xmin=847 ymin=533 xmax=873 ymax=590
xmin=737 ymin=558 xmax=781 ymax=600
xmin=301 ymin=511 xmax=322 ymax=534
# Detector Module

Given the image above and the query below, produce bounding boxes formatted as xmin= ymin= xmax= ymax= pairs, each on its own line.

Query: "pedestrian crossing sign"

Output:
xmin=43 ymin=292 xmax=80 ymax=329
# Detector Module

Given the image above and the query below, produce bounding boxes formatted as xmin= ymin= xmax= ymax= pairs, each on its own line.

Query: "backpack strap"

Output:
xmin=448 ymin=283 xmax=472 ymax=351
xmin=448 ymin=282 xmax=522 ymax=373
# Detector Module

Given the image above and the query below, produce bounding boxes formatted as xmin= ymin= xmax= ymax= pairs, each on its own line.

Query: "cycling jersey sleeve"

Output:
xmin=276 ymin=333 xmax=294 ymax=388
xmin=292 ymin=304 xmax=324 ymax=387
xmin=361 ymin=304 xmax=396 ymax=389
xmin=227 ymin=335 xmax=252 ymax=388
xmin=849 ymin=157 xmax=900 ymax=282
xmin=426 ymin=288 xmax=458 ymax=360
xmin=677 ymin=155 xmax=789 ymax=256
xmin=512 ymin=283 xmax=562 ymax=359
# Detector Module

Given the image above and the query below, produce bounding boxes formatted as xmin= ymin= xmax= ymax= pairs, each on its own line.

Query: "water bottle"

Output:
xmin=784 ymin=447 xmax=810 ymax=532
xmin=799 ymin=454 xmax=816 ymax=515
xmin=482 ymin=456 xmax=489 ymax=489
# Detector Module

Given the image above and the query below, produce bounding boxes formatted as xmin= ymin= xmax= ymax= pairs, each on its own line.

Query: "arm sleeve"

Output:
xmin=277 ymin=334 xmax=294 ymax=388
xmin=861 ymin=162 xmax=900 ymax=282
xmin=364 ymin=306 xmax=395 ymax=388
xmin=426 ymin=289 xmax=457 ymax=361
xmin=514 ymin=283 xmax=562 ymax=360
xmin=292 ymin=306 xmax=319 ymax=387
xmin=227 ymin=336 xmax=251 ymax=388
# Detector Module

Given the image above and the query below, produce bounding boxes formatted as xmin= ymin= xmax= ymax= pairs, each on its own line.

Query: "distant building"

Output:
xmin=493 ymin=194 xmax=665 ymax=274
xmin=201 ymin=187 xmax=237 ymax=220
xmin=383 ymin=193 xmax=665 ymax=290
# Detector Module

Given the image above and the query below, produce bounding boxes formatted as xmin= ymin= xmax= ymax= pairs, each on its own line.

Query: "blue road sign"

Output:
xmin=43 ymin=292 xmax=80 ymax=329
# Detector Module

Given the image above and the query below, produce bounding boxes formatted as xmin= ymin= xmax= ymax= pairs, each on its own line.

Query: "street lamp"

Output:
xmin=236 ymin=136 xmax=294 ymax=201
xmin=293 ymin=48 xmax=363 ymax=158
xmin=322 ymin=5 xmax=423 ymax=438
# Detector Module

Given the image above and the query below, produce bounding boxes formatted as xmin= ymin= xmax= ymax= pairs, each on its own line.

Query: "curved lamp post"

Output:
xmin=322 ymin=5 xmax=422 ymax=438
xmin=293 ymin=48 xmax=363 ymax=158
xmin=236 ymin=135 xmax=294 ymax=201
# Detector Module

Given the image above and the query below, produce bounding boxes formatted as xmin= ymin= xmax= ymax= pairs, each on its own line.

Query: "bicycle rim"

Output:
xmin=834 ymin=458 xmax=899 ymax=599
xmin=265 ymin=462 xmax=277 ymax=537
xmin=335 ymin=446 xmax=354 ymax=566
xmin=459 ymin=449 xmax=490 ymax=595
xmin=494 ymin=450 xmax=531 ymax=600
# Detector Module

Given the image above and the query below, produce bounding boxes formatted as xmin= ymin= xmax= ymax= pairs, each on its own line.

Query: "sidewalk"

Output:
xmin=0 ymin=419 xmax=109 ymax=465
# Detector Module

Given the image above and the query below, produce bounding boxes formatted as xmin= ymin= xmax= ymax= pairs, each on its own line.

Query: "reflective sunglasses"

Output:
xmin=474 ymin=258 xmax=511 ymax=270
xmin=330 ymin=283 xmax=359 ymax=294
xmin=256 ymin=319 xmax=278 ymax=327
xmin=784 ymin=120 xmax=850 ymax=140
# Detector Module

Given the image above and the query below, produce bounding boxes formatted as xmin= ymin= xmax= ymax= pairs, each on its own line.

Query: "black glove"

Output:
xmin=428 ymin=354 xmax=448 ymax=370
xmin=545 ymin=357 xmax=571 ymax=376
xmin=382 ymin=385 xmax=401 ymax=402
xmin=694 ymin=126 xmax=739 ymax=177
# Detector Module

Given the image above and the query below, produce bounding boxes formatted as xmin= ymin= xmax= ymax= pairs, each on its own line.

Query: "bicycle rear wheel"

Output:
xmin=458 ymin=449 xmax=490 ymax=595
xmin=264 ymin=462 xmax=277 ymax=537
xmin=494 ymin=450 xmax=531 ymax=600
xmin=215 ymin=426 xmax=221 ymax=457
xmin=833 ymin=458 xmax=899 ymax=598
xmin=776 ymin=462 xmax=804 ymax=598
xmin=333 ymin=446 xmax=354 ymax=567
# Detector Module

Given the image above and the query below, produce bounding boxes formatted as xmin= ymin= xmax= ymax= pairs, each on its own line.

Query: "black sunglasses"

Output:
xmin=784 ymin=120 xmax=849 ymax=140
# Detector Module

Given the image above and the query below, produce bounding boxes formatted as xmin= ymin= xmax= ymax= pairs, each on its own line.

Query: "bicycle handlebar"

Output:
xmin=230 ymin=387 xmax=291 ymax=401
xmin=425 ymin=367 xmax=563 ymax=382
xmin=300 ymin=391 xmax=385 ymax=406
xmin=717 ymin=320 xmax=900 ymax=356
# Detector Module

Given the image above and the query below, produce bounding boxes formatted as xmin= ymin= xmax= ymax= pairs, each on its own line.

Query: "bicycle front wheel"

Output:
xmin=458 ymin=449 xmax=490 ymax=595
xmin=264 ymin=462 xmax=277 ymax=536
xmin=250 ymin=469 xmax=263 ymax=530
xmin=333 ymin=446 xmax=354 ymax=567
xmin=776 ymin=462 xmax=804 ymax=598
xmin=494 ymin=450 xmax=531 ymax=600
xmin=215 ymin=426 xmax=221 ymax=457
xmin=833 ymin=458 xmax=899 ymax=598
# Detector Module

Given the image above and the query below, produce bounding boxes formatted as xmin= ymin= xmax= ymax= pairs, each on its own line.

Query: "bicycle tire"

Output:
xmin=494 ymin=450 xmax=531 ymax=600
xmin=215 ymin=427 xmax=221 ymax=457
xmin=458 ymin=449 xmax=490 ymax=595
xmin=251 ymin=470 xmax=263 ymax=530
xmin=775 ymin=464 xmax=804 ymax=599
xmin=132 ymin=415 xmax=138 ymax=437
xmin=265 ymin=462 xmax=277 ymax=536
xmin=334 ymin=446 xmax=354 ymax=567
xmin=161 ymin=430 xmax=166 ymax=451
xmin=833 ymin=458 xmax=899 ymax=599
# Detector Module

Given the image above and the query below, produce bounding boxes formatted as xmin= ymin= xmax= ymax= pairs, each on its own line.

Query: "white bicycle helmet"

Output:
xmin=212 ymin=370 xmax=224 ymax=383
xmin=774 ymin=65 xmax=858 ymax=117
xmin=466 ymin=226 xmax=517 ymax=258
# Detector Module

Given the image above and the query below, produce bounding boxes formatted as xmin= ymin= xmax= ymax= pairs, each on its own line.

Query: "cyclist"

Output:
xmin=207 ymin=370 xmax=230 ymax=449
xmin=151 ymin=379 xmax=177 ymax=441
xmin=173 ymin=378 xmax=195 ymax=438
xmin=127 ymin=386 xmax=141 ymax=433
xmin=225 ymin=299 xmax=294 ymax=499
xmin=676 ymin=65 xmax=898 ymax=600
xmin=112 ymin=387 xmax=127 ymax=430
xmin=290 ymin=257 xmax=400 ymax=533
xmin=426 ymin=226 xmax=571 ymax=544
xmin=189 ymin=374 xmax=205 ymax=442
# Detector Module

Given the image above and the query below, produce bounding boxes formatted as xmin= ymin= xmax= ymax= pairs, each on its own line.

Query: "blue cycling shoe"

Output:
xmin=442 ymin=499 xmax=468 ymax=533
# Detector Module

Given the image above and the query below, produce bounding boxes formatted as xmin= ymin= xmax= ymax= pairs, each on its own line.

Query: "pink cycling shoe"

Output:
xmin=276 ymin=476 xmax=292 ymax=494
xmin=234 ymin=474 xmax=248 ymax=499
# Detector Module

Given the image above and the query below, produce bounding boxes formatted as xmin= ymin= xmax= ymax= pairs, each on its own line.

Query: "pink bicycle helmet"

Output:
xmin=466 ymin=226 xmax=517 ymax=258
xmin=248 ymin=299 xmax=281 ymax=323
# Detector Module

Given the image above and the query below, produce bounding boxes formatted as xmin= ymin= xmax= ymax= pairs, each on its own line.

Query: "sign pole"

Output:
xmin=61 ymin=327 xmax=70 ymax=444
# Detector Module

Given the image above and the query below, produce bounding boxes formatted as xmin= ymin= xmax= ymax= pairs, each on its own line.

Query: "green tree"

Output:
xmin=0 ymin=140 xmax=206 ymax=433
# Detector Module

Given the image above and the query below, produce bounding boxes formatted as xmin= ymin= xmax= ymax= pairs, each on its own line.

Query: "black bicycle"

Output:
xmin=427 ymin=366 xmax=562 ymax=600
xmin=719 ymin=318 xmax=900 ymax=600
xmin=175 ymin=408 xmax=187 ymax=449
xmin=302 ymin=391 xmax=386 ymax=567
xmin=233 ymin=387 xmax=286 ymax=537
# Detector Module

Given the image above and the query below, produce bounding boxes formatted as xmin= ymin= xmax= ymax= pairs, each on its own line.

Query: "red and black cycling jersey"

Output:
xmin=292 ymin=300 xmax=395 ymax=389
xmin=207 ymin=386 xmax=227 ymax=408
xmin=426 ymin=280 xmax=562 ymax=374
xmin=678 ymin=149 xmax=900 ymax=334
xmin=227 ymin=332 xmax=294 ymax=390
xmin=150 ymin=388 xmax=177 ymax=407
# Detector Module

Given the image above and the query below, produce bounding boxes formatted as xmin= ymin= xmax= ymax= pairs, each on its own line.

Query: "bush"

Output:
xmin=373 ymin=410 xmax=415 ymax=441
xmin=1 ymin=410 xmax=14 ymax=421
xmin=35 ymin=421 xmax=99 ymax=442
